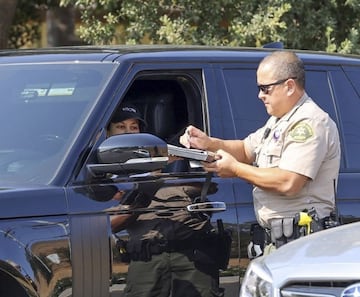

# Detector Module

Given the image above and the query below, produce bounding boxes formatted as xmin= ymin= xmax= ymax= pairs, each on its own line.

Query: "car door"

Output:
xmin=305 ymin=64 xmax=360 ymax=224
xmin=67 ymin=61 xmax=241 ymax=297
xmin=210 ymin=62 xmax=265 ymax=274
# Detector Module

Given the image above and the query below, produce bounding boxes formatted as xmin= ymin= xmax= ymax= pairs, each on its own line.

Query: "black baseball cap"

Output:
xmin=110 ymin=104 xmax=147 ymax=129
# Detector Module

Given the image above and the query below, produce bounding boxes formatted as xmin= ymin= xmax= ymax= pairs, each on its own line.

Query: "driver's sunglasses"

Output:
xmin=257 ymin=77 xmax=297 ymax=94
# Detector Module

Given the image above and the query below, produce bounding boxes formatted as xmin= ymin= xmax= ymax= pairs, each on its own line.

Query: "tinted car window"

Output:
xmin=305 ymin=70 xmax=338 ymax=123
xmin=287 ymin=68 xmax=346 ymax=169
xmin=222 ymin=68 xmax=268 ymax=138
xmin=0 ymin=63 xmax=116 ymax=184
xmin=331 ymin=68 xmax=360 ymax=169
xmin=344 ymin=65 xmax=360 ymax=94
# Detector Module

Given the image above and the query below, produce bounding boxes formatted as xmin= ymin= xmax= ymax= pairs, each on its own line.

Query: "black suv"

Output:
xmin=0 ymin=46 xmax=360 ymax=297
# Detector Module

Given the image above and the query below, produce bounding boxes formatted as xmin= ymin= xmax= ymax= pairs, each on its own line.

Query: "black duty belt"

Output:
xmin=265 ymin=214 xmax=339 ymax=248
xmin=148 ymin=238 xmax=204 ymax=254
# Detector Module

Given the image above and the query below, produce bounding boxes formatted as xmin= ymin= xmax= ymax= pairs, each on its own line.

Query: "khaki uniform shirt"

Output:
xmin=244 ymin=93 xmax=341 ymax=228
xmin=127 ymin=183 xmax=213 ymax=242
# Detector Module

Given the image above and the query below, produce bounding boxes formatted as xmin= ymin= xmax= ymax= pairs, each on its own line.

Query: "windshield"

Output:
xmin=0 ymin=62 xmax=116 ymax=185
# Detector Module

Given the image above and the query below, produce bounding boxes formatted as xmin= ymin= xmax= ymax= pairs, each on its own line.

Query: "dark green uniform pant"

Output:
xmin=123 ymin=251 xmax=223 ymax=297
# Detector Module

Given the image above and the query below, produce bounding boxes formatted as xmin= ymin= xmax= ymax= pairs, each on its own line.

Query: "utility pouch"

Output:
xmin=215 ymin=219 xmax=232 ymax=270
xmin=125 ymin=239 xmax=152 ymax=262
xmin=270 ymin=218 xmax=294 ymax=248
xmin=115 ymin=238 xmax=130 ymax=263
xmin=282 ymin=218 xmax=294 ymax=237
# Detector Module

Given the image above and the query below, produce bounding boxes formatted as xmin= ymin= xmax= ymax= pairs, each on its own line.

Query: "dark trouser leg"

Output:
xmin=170 ymin=251 xmax=223 ymax=297
xmin=123 ymin=253 xmax=171 ymax=297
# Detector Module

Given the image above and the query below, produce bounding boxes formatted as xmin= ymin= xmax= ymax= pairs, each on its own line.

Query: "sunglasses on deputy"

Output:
xmin=258 ymin=77 xmax=297 ymax=94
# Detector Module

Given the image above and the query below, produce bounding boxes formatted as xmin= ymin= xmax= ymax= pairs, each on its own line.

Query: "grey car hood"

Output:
xmin=258 ymin=221 xmax=360 ymax=284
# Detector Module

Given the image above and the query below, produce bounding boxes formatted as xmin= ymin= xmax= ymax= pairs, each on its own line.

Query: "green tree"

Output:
xmin=3 ymin=0 xmax=82 ymax=49
xmin=281 ymin=0 xmax=360 ymax=53
xmin=61 ymin=0 xmax=360 ymax=54
xmin=0 ymin=0 xmax=18 ymax=48
xmin=8 ymin=0 xmax=49 ymax=48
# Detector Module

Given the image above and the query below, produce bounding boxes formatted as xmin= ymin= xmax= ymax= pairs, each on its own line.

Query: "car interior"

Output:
xmin=111 ymin=72 xmax=205 ymax=173
xmin=122 ymin=73 xmax=204 ymax=145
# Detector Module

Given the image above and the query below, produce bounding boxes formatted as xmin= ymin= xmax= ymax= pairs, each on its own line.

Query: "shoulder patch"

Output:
xmin=289 ymin=122 xmax=313 ymax=142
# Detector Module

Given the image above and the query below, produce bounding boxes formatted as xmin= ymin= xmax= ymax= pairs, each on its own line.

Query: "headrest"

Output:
xmin=143 ymin=92 xmax=176 ymax=141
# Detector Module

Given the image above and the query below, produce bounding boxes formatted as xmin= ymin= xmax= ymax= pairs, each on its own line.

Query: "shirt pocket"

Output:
xmin=264 ymin=140 xmax=283 ymax=167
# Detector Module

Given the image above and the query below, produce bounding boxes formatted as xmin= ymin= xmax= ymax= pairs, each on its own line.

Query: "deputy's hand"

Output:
xmin=179 ymin=125 xmax=210 ymax=149
xmin=202 ymin=149 xmax=238 ymax=178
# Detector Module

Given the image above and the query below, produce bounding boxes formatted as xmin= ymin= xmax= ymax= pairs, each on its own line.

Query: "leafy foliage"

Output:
xmin=8 ymin=0 xmax=44 ymax=48
xmin=60 ymin=0 xmax=360 ymax=54
xmin=10 ymin=0 xmax=360 ymax=54
xmin=8 ymin=0 xmax=62 ymax=48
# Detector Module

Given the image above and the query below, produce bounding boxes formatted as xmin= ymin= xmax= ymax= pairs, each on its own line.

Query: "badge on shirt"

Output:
xmin=289 ymin=122 xmax=313 ymax=142
xmin=273 ymin=129 xmax=281 ymax=141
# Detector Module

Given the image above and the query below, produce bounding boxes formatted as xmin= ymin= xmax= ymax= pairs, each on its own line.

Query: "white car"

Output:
xmin=240 ymin=221 xmax=360 ymax=297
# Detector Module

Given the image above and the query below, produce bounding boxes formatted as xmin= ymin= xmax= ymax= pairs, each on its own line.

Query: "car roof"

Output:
xmin=0 ymin=45 xmax=359 ymax=66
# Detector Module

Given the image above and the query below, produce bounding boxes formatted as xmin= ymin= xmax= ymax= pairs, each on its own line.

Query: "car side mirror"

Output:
xmin=87 ymin=133 xmax=168 ymax=176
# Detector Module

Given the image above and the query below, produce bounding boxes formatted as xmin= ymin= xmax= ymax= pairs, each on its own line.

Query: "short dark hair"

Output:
xmin=261 ymin=51 xmax=305 ymax=89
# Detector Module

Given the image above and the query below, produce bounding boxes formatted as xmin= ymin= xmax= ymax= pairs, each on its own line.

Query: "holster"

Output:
xmin=115 ymin=238 xmax=131 ymax=263
xmin=185 ymin=220 xmax=232 ymax=270
xmin=323 ymin=210 xmax=342 ymax=229
xmin=247 ymin=223 xmax=266 ymax=259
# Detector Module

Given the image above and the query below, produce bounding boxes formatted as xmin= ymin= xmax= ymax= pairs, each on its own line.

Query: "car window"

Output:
xmin=304 ymin=70 xmax=343 ymax=167
xmin=106 ymin=71 xmax=205 ymax=173
xmin=221 ymin=67 xmax=268 ymax=138
xmin=331 ymin=67 xmax=360 ymax=169
xmin=344 ymin=65 xmax=360 ymax=95
xmin=0 ymin=63 xmax=116 ymax=184
xmin=117 ymin=73 xmax=203 ymax=141
xmin=305 ymin=70 xmax=338 ymax=122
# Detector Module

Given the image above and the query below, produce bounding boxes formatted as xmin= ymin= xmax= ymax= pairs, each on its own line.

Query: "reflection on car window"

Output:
xmin=0 ymin=63 xmax=116 ymax=184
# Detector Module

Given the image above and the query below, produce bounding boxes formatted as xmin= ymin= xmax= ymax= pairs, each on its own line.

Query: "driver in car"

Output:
xmin=108 ymin=102 xmax=225 ymax=297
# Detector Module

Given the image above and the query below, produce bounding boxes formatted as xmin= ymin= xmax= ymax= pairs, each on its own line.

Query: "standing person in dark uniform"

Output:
xmin=108 ymin=103 xmax=225 ymax=297
xmin=179 ymin=51 xmax=341 ymax=256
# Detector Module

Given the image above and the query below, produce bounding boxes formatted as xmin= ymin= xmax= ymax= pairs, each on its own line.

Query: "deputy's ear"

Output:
xmin=286 ymin=79 xmax=296 ymax=94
